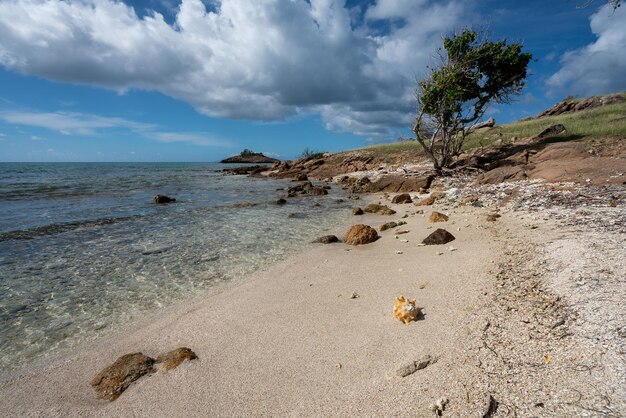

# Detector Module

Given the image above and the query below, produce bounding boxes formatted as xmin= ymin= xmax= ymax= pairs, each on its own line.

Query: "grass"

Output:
xmin=337 ymin=94 xmax=626 ymax=164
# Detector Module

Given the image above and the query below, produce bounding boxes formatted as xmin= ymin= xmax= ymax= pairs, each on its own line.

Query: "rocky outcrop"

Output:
xmin=156 ymin=347 xmax=198 ymax=371
xmin=91 ymin=353 xmax=156 ymax=401
xmin=422 ymin=229 xmax=456 ymax=245
xmin=350 ymin=174 xmax=435 ymax=193
xmin=536 ymin=93 xmax=624 ymax=118
xmin=312 ymin=235 xmax=339 ymax=244
xmin=221 ymin=152 xmax=279 ymax=164
xmin=344 ymin=224 xmax=379 ymax=245
xmin=153 ymin=195 xmax=176 ymax=204
xmin=391 ymin=193 xmax=412 ymax=204
xmin=364 ymin=204 xmax=396 ymax=215
xmin=221 ymin=165 xmax=268 ymax=175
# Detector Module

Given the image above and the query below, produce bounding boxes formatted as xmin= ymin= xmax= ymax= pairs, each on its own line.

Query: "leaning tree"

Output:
xmin=413 ymin=30 xmax=532 ymax=173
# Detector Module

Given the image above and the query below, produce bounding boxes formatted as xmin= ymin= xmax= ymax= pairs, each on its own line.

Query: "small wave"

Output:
xmin=0 ymin=216 xmax=138 ymax=241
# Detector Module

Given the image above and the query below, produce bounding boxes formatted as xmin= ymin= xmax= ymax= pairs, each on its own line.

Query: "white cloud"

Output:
xmin=152 ymin=131 xmax=231 ymax=147
xmin=30 ymin=135 xmax=46 ymax=140
xmin=0 ymin=0 xmax=465 ymax=139
xmin=0 ymin=111 xmax=154 ymax=135
xmin=547 ymin=5 xmax=626 ymax=97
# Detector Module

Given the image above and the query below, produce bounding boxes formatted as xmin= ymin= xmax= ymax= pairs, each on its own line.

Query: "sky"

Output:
xmin=0 ymin=0 xmax=625 ymax=162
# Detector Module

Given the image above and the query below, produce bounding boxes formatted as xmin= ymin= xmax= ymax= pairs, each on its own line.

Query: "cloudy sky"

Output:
xmin=0 ymin=0 xmax=624 ymax=162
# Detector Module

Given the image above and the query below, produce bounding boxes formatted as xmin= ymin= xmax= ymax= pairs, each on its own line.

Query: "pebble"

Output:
xmin=395 ymin=251 xmax=403 ymax=255
xmin=350 ymin=292 xmax=359 ymax=299
xmin=437 ymin=251 xmax=444 ymax=256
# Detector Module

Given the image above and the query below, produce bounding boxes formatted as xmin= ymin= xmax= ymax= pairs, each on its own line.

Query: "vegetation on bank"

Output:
xmin=350 ymin=92 xmax=626 ymax=162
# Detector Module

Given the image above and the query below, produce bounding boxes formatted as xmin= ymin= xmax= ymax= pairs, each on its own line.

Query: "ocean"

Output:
xmin=0 ymin=162 xmax=351 ymax=375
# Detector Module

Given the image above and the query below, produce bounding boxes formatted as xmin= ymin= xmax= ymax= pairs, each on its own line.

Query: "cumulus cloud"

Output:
xmin=0 ymin=0 xmax=464 ymax=139
xmin=547 ymin=5 xmax=626 ymax=97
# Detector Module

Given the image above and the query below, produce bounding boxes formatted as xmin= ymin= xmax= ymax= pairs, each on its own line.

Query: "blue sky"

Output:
xmin=0 ymin=0 xmax=624 ymax=162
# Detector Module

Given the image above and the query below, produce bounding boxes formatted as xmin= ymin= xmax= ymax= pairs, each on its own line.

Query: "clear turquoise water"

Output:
xmin=0 ymin=163 xmax=350 ymax=374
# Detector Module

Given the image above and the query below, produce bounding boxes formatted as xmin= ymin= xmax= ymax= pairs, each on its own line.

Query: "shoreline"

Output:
xmin=1 ymin=179 xmax=624 ymax=416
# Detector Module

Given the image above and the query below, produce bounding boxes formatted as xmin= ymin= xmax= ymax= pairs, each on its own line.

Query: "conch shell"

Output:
xmin=393 ymin=296 xmax=420 ymax=324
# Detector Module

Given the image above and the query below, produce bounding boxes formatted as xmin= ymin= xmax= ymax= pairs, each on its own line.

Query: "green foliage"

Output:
xmin=414 ymin=29 xmax=532 ymax=172
xmin=300 ymin=147 xmax=326 ymax=159
xmin=240 ymin=149 xmax=262 ymax=157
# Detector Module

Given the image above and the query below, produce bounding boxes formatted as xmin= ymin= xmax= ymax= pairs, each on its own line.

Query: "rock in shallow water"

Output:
xmin=312 ymin=235 xmax=339 ymax=244
xmin=153 ymin=194 xmax=176 ymax=204
xmin=90 ymin=353 xmax=156 ymax=401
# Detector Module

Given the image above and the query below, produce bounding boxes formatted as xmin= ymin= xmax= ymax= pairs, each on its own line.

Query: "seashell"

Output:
xmin=393 ymin=296 xmax=420 ymax=324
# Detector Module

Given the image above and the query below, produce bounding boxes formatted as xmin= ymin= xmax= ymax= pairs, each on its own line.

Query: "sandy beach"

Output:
xmin=0 ymin=195 xmax=506 ymax=416
xmin=2 ymin=178 xmax=624 ymax=417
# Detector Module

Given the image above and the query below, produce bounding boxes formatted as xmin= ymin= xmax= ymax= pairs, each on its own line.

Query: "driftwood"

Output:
xmin=466 ymin=117 xmax=495 ymax=132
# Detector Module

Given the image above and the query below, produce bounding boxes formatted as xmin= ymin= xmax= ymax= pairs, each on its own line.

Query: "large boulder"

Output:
xmin=391 ymin=193 xmax=413 ymax=204
xmin=344 ymin=224 xmax=379 ymax=245
xmin=90 ymin=353 xmax=156 ymax=401
xmin=352 ymin=174 xmax=435 ymax=193
xmin=155 ymin=347 xmax=198 ymax=371
xmin=422 ymin=229 xmax=456 ymax=245
xmin=153 ymin=195 xmax=176 ymax=204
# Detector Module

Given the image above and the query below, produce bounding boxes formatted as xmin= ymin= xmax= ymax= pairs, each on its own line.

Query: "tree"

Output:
xmin=576 ymin=0 xmax=621 ymax=10
xmin=413 ymin=30 xmax=532 ymax=173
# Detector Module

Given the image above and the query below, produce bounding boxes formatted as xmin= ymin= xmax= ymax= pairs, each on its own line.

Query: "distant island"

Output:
xmin=220 ymin=149 xmax=280 ymax=164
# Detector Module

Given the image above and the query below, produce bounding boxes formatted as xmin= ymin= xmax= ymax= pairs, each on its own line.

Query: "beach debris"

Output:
xmin=437 ymin=251 xmax=444 ymax=256
xmin=429 ymin=397 xmax=449 ymax=416
xmin=153 ymin=194 xmax=176 ymax=204
xmin=344 ymin=224 xmax=379 ymax=245
xmin=90 ymin=352 xmax=156 ymax=401
xmin=429 ymin=211 xmax=449 ymax=223
xmin=156 ymin=347 xmax=198 ymax=371
xmin=415 ymin=191 xmax=446 ymax=206
xmin=392 ymin=193 xmax=413 ymax=204
xmin=393 ymin=296 xmax=421 ymax=324
xmin=396 ymin=229 xmax=410 ymax=235
xmin=419 ymin=282 xmax=428 ymax=289
xmin=312 ymin=235 xmax=339 ymax=244
xmin=335 ymin=363 xmax=342 ymax=369
xmin=364 ymin=203 xmax=396 ymax=215
xmin=422 ymin=229 xmax=456 ymax=245
xmin=396 ymin=354 xmax=438 ymax=377
xmin=400 ymin=239 xmax=409 ymax=243
xmin=352 ymin=207 xmax=364 ymax=215
xmin=350 ymin=292 xmax=360 ymax=299
xmin=447 ymin=246 xmax=457 ymax=252
xmin=396 ymin=250 xmax=403 ymax=254
xmin=486 ymin=214 xmax=501 ymax=222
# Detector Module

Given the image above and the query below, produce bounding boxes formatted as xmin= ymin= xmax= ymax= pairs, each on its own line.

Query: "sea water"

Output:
xmin=0 ymin=163 xmax=351 ymax=375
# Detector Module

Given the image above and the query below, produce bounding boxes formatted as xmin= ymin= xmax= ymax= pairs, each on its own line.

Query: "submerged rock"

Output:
xmin=312 ymin=235 xmax=339 ymax=244
xmin=153 ymin=195 xmax=176 ymax=204
xmin=422 ymin=228 xmax=456 ymax=245
xmin=90 ymin=353 xmax=155 ymax=401
xmin=344 ymin=224 xmax=379 ymax=245
xmin=155 ymin=347 xmax=198 ymax=371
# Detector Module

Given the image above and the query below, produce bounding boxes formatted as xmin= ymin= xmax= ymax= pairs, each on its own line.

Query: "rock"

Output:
xmin=537 ymin=93 xmax=624 ymax=118
xmin=482 ymin=395 xmax=499 ymax=417
xmin=155 ymin=347 xmax=198 ymax=371
xmin=429 ymin=211 xmax=449 ymax=223
xmin=396 ymin=355 xmax=438 ymax=377
xmin=380 ymin=222 xmax=398 ymax=231
xmin=352 ymin=207 xmax=364 ymax=215
xmin=475 ymin=166 xmax=527 ymax=184
xmin=288 ymin=212 xmax=307 ymax=219
xmin=295 ymin=173 xmax=308 ymax=182
xmin=486 ymin=214 xmax=501 ymax=222
xmin=90 ymin=353 xmax=156 ymax=401
xmin=308 ymin=186 xmax=328 ymax=196
xmin=422 ymin=229 xmax=456 ymax=245
xmin=344 ymin=224 xmax=379 ymax=245
xmin=153 ymin=195 xmax=176 ymax=204
xmin=220 ymin=151 xmax=279 ymax=164
xmin=221 ymin=165 xmax=267 ymax=175
xmin=335 ymin=199 xmax=344 ymax=203
xmin=352 ymin=174 xmax=435 ymax=193
xmin=276 ymin=198 xmax=287 ymax=205
xmin=350 ymin=292 xmax=359 ymax=299
xmin=391 ymin=193 xmax=412 ymax=204
xmin=415 ymin=192 xmax=445 ymax=206
xmin=535 ymin=124 xmax=566 ymax=140
xmin=364 ymin=204 xmax=396 ymax=215
xmin=312 ymin=235 xmax=339 ymax=244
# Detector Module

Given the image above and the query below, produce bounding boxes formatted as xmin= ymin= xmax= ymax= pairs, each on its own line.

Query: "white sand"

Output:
xmin=0 ymin=200 xmax=500 ymax=417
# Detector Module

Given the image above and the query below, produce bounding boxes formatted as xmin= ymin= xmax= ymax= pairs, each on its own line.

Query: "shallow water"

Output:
xmin=0 ymin=163 xmax=351 ymax=374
